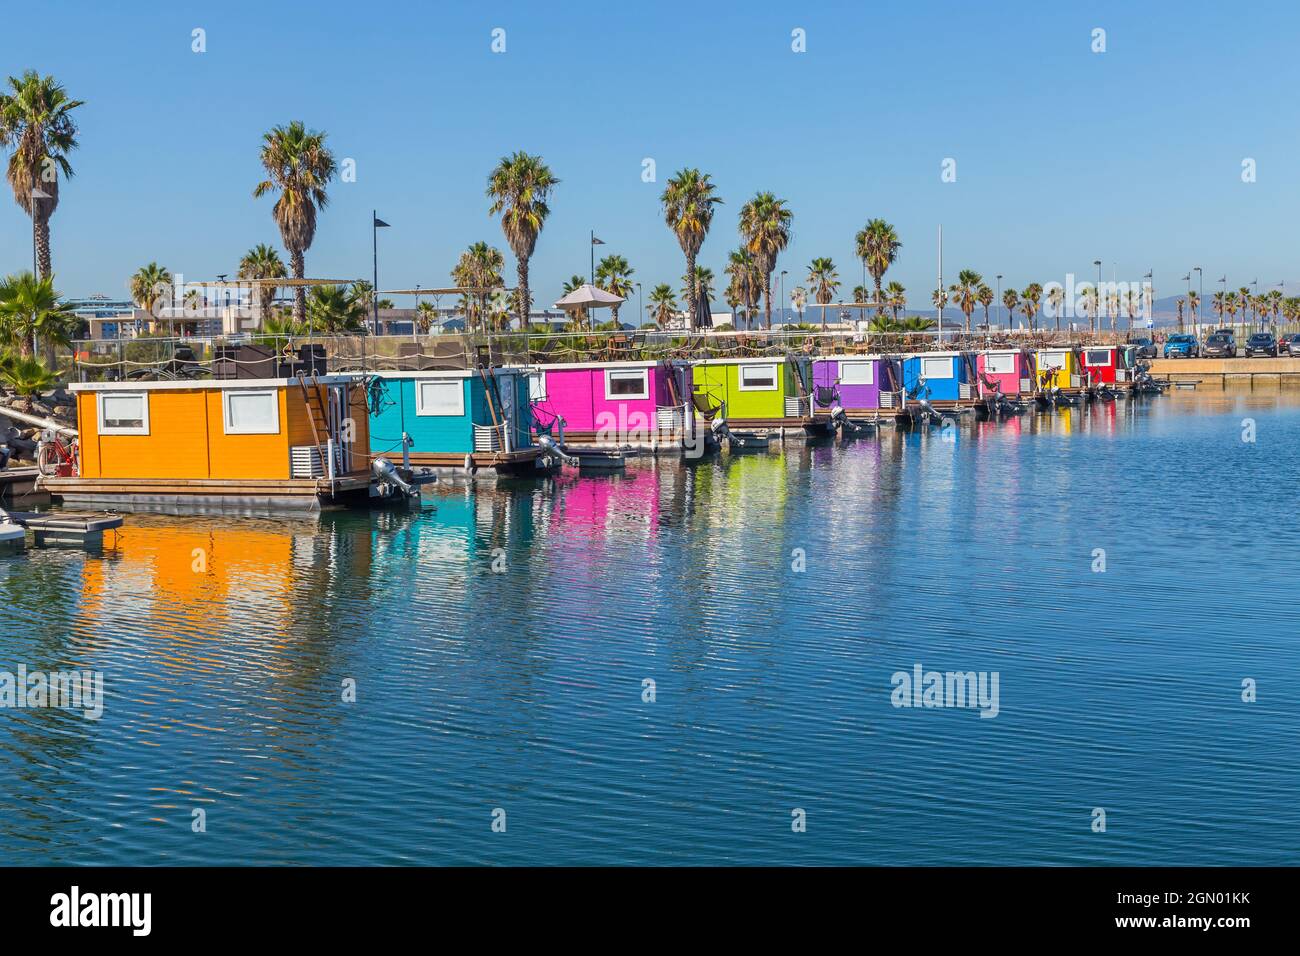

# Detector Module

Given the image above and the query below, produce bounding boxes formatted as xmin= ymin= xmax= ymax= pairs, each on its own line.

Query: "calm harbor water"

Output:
xmin=2 ymin=391 xmax=1298 ymax=866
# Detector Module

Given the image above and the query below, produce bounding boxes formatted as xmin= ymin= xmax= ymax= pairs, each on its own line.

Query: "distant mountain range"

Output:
xmin=766 ymin=284 xmax=1300 ymax=330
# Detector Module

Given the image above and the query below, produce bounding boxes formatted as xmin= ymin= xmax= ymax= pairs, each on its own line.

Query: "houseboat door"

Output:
xmin=327 ymin=384 xmax=354 ymax=474
xmin=496 ymin=370 xmax=518 ymax=452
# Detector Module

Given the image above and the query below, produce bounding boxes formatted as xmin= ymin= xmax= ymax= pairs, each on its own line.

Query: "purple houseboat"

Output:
xmin=811 ymin=356 xmax=904 ymax=424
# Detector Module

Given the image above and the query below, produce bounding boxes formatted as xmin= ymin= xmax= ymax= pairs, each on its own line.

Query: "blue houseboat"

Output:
xmin=367 ymin=369 xmax=549 ymax=476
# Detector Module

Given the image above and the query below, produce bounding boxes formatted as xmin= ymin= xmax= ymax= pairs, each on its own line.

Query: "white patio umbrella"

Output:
xmin=554 ymin=283 xmax=624 ymax=310
xmin=555 ymin=283 xmax=625 ymax=329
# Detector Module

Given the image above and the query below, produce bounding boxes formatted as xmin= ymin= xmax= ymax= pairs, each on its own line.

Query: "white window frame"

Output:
xmin=1041 ymin=350 xmax=1068 ymax=368
xmin=838 ymin=361 xmax=874 ymax=386
xmin=738 ymin=363 xmax=779 ymax=391
xmin=1083 ymin=350 xmax=1113 ymax=368
xmin=96 ymin=392 xmax=150 ymax=435
xmin=528 ymin=371 xmax=547 ymax=402
xmin=984 ymin=353 xmax=1016 ymax=375
xmin=222 ymin=389 xmax=281 ymax=435
xmin=604 ymin=368 xmax=649 ymax=401
xmin=416 ymin=379 xmax=465 ymax=417
xmin=920 ymin=357 xmax=953 ymax=380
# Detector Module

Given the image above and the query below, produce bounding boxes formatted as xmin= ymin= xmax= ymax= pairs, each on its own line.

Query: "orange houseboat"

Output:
xmin=42 ymin=375 xmax=378 ymax=513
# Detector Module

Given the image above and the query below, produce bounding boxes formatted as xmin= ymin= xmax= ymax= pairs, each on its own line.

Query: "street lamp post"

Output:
xmin=1142 ymin=270 xmax=1152 ymax=338
xmin=636 ymin=282 xmax=643 ymax=328
xmin=372 ymin=211 xmax=390 ymax=336
xmin=995 ymin=274 xmax=1002 ymax=329
xmin=780 ymin=270 xmax=787 ymax=326
xmin=1194 ymin=267 xmax=1203 ymax=333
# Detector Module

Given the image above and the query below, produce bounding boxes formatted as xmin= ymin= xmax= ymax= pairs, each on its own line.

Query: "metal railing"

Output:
xmin=62 ymin=327 xmax=1229 ymax=383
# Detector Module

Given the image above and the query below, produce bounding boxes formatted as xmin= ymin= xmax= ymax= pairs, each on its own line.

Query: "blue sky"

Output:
xmin=2 ymin=0 xmax=1298 ymax=317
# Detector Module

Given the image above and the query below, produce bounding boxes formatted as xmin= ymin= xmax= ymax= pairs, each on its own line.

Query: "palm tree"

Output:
xmin=682 ymin=265 xmax=714 ymax=314
xmin=487 ymin=151 xmax=558 ymax=329
xmin=1212 ymin=291 xmax=1225 ymax=325
xmin=1080 ymin=287 xmax=1098 ymax=332
xmin=1021 ymin=283 xmax=1043 ymax=332
xmin=948 ymin=269 xmax=983 ymax=334
xmin=901 ymin=316 xmax=937 ymax=332
xmin=885 ymin=281 xmax=906 ymax=321
xmin=561 ymin=275 xmax=590 ymax=328
xmin=451 ymin=241 xmax=507 ymax=332
xmin=1175 ymin=298 xmax=1185 ymax=332
xmin=977 ymin=284 xmax=993 ymax=328
xmin=791 ymin=286 xmax=807 ymax=323
xmin=0 ymin=71 xmax=84 ymax=279
xmin=1224 ymin=291 xmax=1240 ymax=327
xmin=415 ymin=301 xmax=438 ymax=334
xmin=129 ymin=262 xmax=173 ymax=335
xmin=306 ymin=285 xmax=366 ymax=334
xmin=855 ymin=219 xmax=902 ymax=310
xmin=254 ymin=121 xmax=336 ymax=325
xmin=1046 ymin=285 xmax=1064 ymax=331
xmin=0 ymin=271 xmax=78 ymax=365
xmin=0 ymin=354 xmax=57 ymax=411
xmin=648 ymin=284 xmax=677 ymax=327
xmin=806 ymin=257 xmax=840 ymax=312
xmin=726 ymin=249 xmax=763 ymax=330
xmin=738 ymin=191 xmax=793 ymax=328
xmin=1187 ymin=290 xmax=1200 ymax=329
xmin=661 ymin=169 xmax=722 ymax=329
xmin=594 ymin=254 xmax=634 ymax=325
xmin=238 ymin=243 xmax=287 ymax=324
xmin=932 ymin=287 xmax=948 ymax=324
xmin=1003 ymin=288 xmax=1020 ymax=329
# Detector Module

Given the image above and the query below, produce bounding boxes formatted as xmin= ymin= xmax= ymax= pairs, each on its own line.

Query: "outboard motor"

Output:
xmin=978 ymin=374 xmax=1021 ymax=416
xmin=815 ymin=384 xmax=861 ymax=435
xmin=827 ymin=402 xmax=862 ymax=434
xmin=535 ymin=433 xmax=578 ymax=467
xmin=709 ymin=416 xmax=734 ymax=443
xmin=908 ymin=381 xmax=942 ymax=426
xmin=372 ymin=456 xmax=415 ymax=497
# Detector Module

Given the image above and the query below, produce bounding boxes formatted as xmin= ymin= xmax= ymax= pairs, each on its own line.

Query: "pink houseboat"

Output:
xmin=526 ymin=359 xmax=696 ymax=451
xmin=975 ymin=348 xmax=1035 ymax=398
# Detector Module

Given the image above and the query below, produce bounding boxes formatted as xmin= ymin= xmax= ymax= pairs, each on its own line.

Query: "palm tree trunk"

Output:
xmin=685 ymin=249 xmax=697 ymax=332
xmin=35 ymin=213 xmax=52 ymax=279
xmin=290 ymin=249 xmax=306 ymax=325
xmin=764 ymin=275 xmax=773 ymax=329
xmin=516 ymin=259 xmax=530 ymax=332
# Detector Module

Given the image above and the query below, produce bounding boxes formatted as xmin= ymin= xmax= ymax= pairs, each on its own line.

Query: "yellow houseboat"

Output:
xmin=42 ymin=375 xmax=378 ymax=513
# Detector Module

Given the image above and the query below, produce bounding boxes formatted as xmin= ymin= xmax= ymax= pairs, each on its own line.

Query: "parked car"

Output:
xmin=1163 ymin=334 xmax=1199 ymax=358
xmin=1203 ymin=333 xmax=1237 ymax=358
xmin=1245 ymin=332 xmax=1278 ymax=357
xmin=1285 ymin=334 xmax=1300 ymax=356
xmin=1131 ymin=337 xmax=1157 ymax=359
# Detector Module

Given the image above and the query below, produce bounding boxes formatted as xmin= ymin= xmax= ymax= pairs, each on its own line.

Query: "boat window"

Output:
xmin=97 ymin=392 xmax=149 ymax=435
xmin=223 ymin=389 xmax=280 ymax=435
xmin=416 ymin=379 xmax=465 ymax=416
xmin=738 ymin=364 xmax=779 ymax=390
xmin=1041 ymin=351 xmax=1068 ymax=367
xmin=528 ymin=372 xmax=547 ymax=402
xmin=838 ymin=361 xmax=874 ymax=385
xmin=1084 ymin=350 xmax=1112 ymax=367
xmin=605 ymin=368 xmax=649 ymax=400
xmin=984 ymin=353 xmax=1016 ymax=374
xmin=920 ymin=357 xmax=953 ymax=379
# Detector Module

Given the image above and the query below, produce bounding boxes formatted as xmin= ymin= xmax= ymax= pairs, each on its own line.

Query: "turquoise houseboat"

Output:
xmin=367 ymin=369 xmax=548 ymax=475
